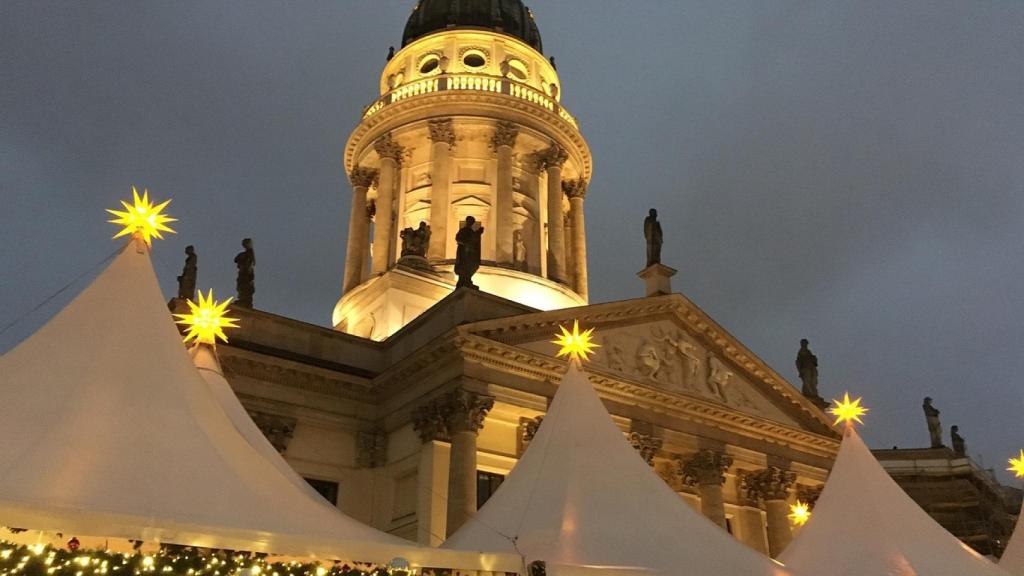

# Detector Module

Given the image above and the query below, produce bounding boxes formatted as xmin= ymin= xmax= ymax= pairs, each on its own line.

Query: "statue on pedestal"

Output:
xmin=455 ymin=216 xmax=484 ymax=289
xmin=176 ymin=245 xmax=197 ymax=301
xmin=923 ymin=397 xmax=943 ymax=448
xmin=400 ymin=221 xmax=431 ymax=258
xmin=234 ymin=238 xmax=255 ymax=308
xmin=795 ymin=339 xmax=822 ymax=400
xmin=951 ymin=425 xmax=966 ymax=455
xmin=644 ymin=208 xmax=662 ymax=267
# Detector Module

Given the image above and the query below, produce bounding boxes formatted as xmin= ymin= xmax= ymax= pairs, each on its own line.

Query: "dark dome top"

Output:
xmin=402 ymin=0 xmax=543 ymax=53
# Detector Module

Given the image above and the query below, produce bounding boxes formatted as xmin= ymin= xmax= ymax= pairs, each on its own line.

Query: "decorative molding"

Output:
xmin=349 ymin=166 xmax=379 ymax=189
xmin=491 ymin=121 xmax=520 ymax=150
xmin=739 ymin=466 xmax=797 ymax=502
xmin=562 ymin=178 xmax=587 ymax=200
xmin=628 ymin=432 xmax=663 ymax=465
xmin=680 ymin=449 xmax=733 ymax=487
xmin=356 ymin=430 xmax=387 ymax=468
xmin=248 ymin=410 xmax=297 ymax=454
xmin=373 ymin=133 xmax=404 ymax=164
xmin=221 ymin=355 xmax=375 ymax=404
xmin=428 ymin=118 xmax=456 ymax=148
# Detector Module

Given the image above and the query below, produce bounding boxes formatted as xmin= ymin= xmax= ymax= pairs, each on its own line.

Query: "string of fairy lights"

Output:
xmin=4 ymin=187 xmax=1023 ymax=573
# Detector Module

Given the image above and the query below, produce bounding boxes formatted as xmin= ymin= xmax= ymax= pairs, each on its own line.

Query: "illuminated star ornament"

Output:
xmin=174 ymin=289 xmax=239 ymax=346
xmin=788 ymin=501 xmax=811 ymax=526
xmin=552 ymin=320 xmax=600 ymax=363
xmin=828 ymin=392 xmax=869 ymax=427
xmin=107 ymin=187 xmax=176 ymax=246
xmin=1008 ymin=450 xmax=1024 ymax=479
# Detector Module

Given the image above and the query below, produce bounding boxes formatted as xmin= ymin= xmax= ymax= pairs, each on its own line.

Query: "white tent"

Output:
xmin=442 ymin=362 xmax=793 ymax=576
xmin=999 ymin=506 xmax=1024 ymax=575
xmin=778 ymin=425 xmax=1009 ymax=576
xmin=0 ymin=241 xmax=519 ymax=573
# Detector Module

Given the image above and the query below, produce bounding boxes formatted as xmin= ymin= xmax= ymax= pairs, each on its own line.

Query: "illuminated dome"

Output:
xmin=402 ymin=0 xmax=544 ymax=53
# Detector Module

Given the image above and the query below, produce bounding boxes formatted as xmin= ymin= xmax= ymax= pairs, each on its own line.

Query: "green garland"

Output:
xmin=0 ymin=540 xmax=402 ymax=576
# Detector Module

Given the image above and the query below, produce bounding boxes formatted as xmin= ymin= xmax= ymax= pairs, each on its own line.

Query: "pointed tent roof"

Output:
xmin=442 ymin=362 xmax=793 ymax=576
xmin=999 ymin=507 xmax=1024 ymax=574
xmin=778 ymin=426 xmax=1009 ymax=576
xmin=0 ymin=242 xmax=518 ymax=572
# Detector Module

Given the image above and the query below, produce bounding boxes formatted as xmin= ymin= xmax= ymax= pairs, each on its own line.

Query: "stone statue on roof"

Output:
xmin=234 ymin=238 xmax=255 ymax=308
xmin=176 ymin=245 xmax=197 ymax=301
xmin=923 ymin=397 xmax=943 ymax=448
xmin=644 ymin=208 xmax=662 ymax=267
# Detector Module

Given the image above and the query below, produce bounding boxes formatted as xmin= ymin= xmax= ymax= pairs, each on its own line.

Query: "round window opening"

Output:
xmin=419 ymin=56 xmax=440 ymax=75
xmin=463 ymin=52 xmax=486 ymax=69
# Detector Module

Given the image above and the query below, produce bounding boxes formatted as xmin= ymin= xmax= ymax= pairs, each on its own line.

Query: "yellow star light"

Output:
xmin=828 ymin=392 xmax=869 ymax=427
xmin=106 ymin=187 xmax=176 ymax=246
xmin=1008 ymin=450 xmax=1024 ymax=479
xmin=788 ymin=501 xmax=811 ymax=526
xmin=174 ymin=289 xmax=239 ymax=346
xmin=552 ymin=320 xmax=600 ymax=363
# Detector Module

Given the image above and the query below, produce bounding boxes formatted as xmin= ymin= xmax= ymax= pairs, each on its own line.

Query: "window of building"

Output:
xmin=419 ymin=54 xmax=441 ymax=75
xmin=477 ymin=471 xmax=505 ymax=509
xmin=462 ymin=50 xmax=487 ymax=70
xmin=305 ymin=478 xmax=339 ymax=506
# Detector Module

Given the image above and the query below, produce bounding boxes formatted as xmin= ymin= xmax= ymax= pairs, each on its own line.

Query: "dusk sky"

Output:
xmin=3 ymin=1 xmax=1023 ymax=479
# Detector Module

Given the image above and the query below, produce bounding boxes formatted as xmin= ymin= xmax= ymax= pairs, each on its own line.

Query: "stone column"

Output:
xmin=371 ymin=133 xmax=403 ymax=275
xmin=563 ymin=178 xmax=589 ymax=300
xmin=427 ymin=119 xmax=455 ymax=262
xmin=540 ymin=144 xmax=569 ymax=283
xmin=411 ymin=402 xmax=451 ymax=546
xmin=681 ymin=449 xmax=733 ymax=529
xmin=343 ymin=167 xmax=378 ymax=294
xmin=628 ymin=432 xmax=663 ymax=466
xmin=440 ymin=388 xmax=494 ymax=536
xmin=740 ymin=466 xmax=797 ymax=557
xmin=493 ymin=121 xmax=519 ymax=265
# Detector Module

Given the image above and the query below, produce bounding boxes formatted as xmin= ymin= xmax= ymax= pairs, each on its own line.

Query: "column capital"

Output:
xmin=411 ymin=401 xmax=450 ymax=443
xmin=428 ymin=118 xmax=456 ymax=148
xmin=373 ymin=133 xmax=405 ymax=165
xmin=441 ymin=388 xmax=495 ymax=434
xmin=356 ymin=430 xmax=387 ymax=468
xmin=628 ymin=432 xmax=663 ymax=465
xmin=538 ymin=143 xmax=569 ymax=169
xmin=349 ymin=166 xmax=379 ymax=189
xmin=739 ymin=466 xmax=797 ymax=502
xmin=562 ymin=178 xmax=588 ymax=200
xmin=491 ymin=121 xmax=520 ymax=150
xmin=680 ymin=448 xmax=733 ymax=487
xmin=796 ymin=483 xmax=824 ymax=508
xmin=517 ymin=416 xmax=544 ymax=456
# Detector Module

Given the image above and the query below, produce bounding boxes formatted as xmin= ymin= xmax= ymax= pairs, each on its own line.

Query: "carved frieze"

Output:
xmin=680 ymin=449 xmax=733 ymax=487
xmin=739 ymin=466 xmax=797 ymax=503
xmin=428 ymin=118 xmax=456 ymax=148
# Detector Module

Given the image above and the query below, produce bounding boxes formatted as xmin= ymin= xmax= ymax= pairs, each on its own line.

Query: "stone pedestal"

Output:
xmin=681 ymin=449 xmax=733 ymax=530
xmin=637 ymin=263 xmax=677 ymax=297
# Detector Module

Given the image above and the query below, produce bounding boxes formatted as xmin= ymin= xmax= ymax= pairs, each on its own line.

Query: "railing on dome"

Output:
xmin=363 ymin=74 xmax=579 ymax=129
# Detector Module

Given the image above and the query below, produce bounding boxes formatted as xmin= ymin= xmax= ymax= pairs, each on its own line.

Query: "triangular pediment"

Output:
xmin=462 ymin=294 xmax=837 ymax=438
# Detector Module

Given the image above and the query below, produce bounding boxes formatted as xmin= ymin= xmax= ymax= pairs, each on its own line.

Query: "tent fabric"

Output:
xmin=442 ymin=362 xmax=793 ymax=576
xmin=0 ymin=242 xmax=519 ymax=573
xmin=779 ymin=426 xmax=1009 ymax=576
xmin=999 ymin=508 xmax=1024 ymax=575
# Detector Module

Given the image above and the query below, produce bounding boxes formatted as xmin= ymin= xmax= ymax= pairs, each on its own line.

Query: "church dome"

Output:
xmin=402 ymin=0 xmax=543 ymax=53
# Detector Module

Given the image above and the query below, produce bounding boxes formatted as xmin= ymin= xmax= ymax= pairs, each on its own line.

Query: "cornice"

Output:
xmin=456 ymin=333 xmax=839 ymax=458
xmin=220 ymin=350 xmax=377 ymax=405
xmin=345 ymin=91 xmax=592 ymax=181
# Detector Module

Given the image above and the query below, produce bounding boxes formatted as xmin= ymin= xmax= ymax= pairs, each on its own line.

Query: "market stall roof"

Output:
xmin=442 ymin=361 xmax=793 ymax=576
xmin=779 ymin=425 xmax=1010 ymax=576
xmin=0 ymin=241 xmax=518 ymax=573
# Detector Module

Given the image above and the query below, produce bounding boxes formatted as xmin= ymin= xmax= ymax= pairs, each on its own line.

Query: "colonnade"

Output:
xmin=342 ymin=122 xmax=589 ymax=298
